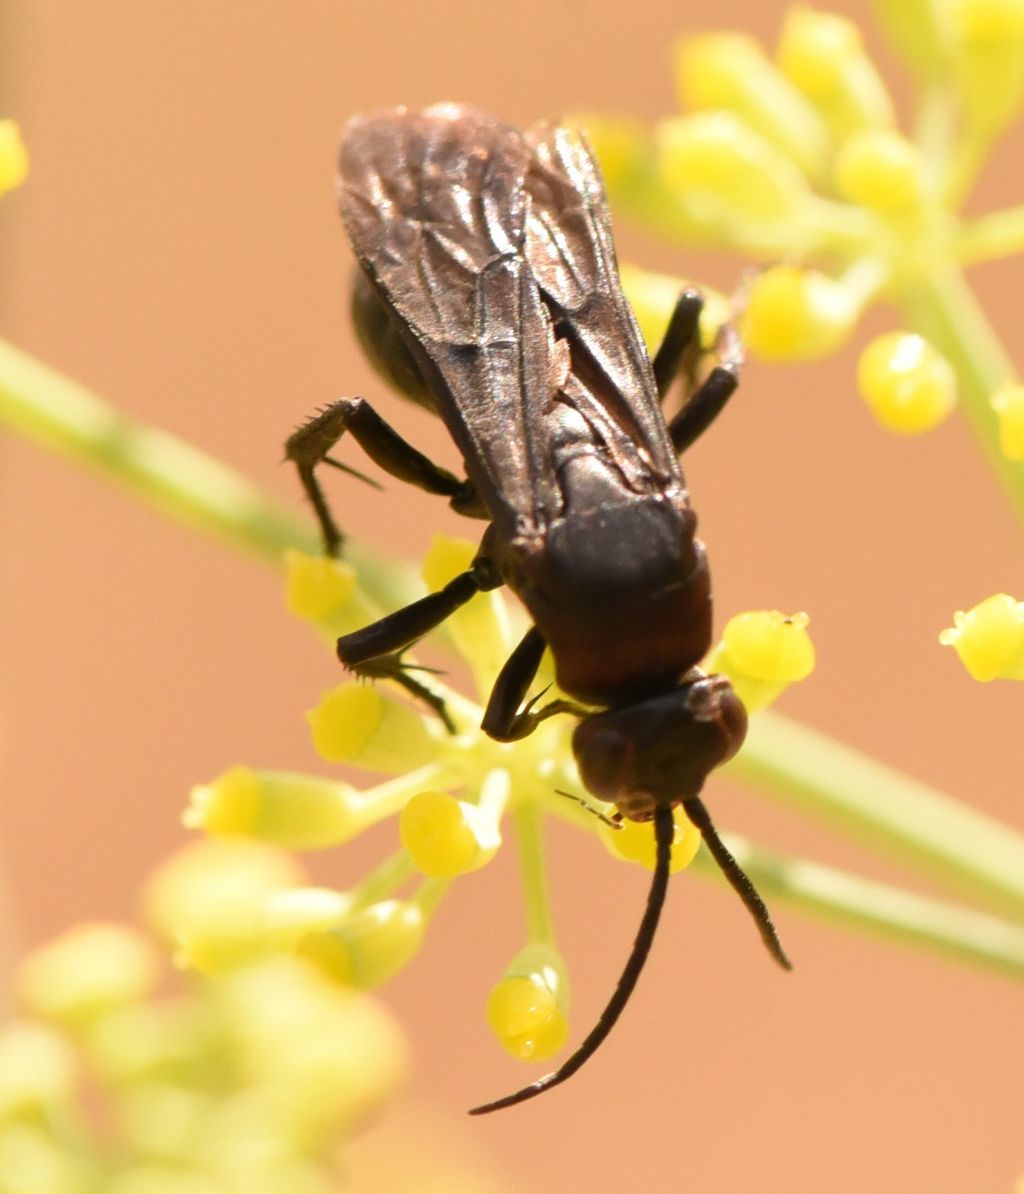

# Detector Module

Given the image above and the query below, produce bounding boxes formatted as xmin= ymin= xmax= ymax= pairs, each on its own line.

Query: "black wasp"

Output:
xmin=286 ymin=104 xmax=790 ymax=1114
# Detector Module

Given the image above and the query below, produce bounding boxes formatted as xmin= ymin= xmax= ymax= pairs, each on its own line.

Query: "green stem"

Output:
xmin=0 ymin=337 xmax=314 ymax=561
xmin=955 ymin=205 xmax=1024 ymax=265
xmin=349 ymin=851 xmax=416 ymax=908
xmin=898 ymin=267 xmax=1024 ymax=524
xmin=694 ymin=830 xmax=1024 ymax=980
xmin=732 ymin=711 xmax=1024 ymax=920
xmin=413 ymin=876 xmax=451 ymax=921
xmin=0 ymin=337 xmax=416 ymax=611
xmin=514 ymin=802 xmax=555 ymax=945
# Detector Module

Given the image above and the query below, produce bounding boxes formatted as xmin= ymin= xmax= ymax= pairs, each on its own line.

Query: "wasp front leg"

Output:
xmin=481 ymin=626 xmax=589 ymax=741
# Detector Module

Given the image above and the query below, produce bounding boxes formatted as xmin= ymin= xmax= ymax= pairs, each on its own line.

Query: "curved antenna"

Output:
xmin=468 ymin=803 xmax=675 ymax=1115
xmin=682 ymin=797 xmax=792 ymax=971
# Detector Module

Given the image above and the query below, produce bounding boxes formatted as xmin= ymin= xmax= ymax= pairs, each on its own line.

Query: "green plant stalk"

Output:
xmin=898 ymin=267 xmax=1024 ymax=525
xmin=697 ymin=830 xmax=1024 ymax=979
xmin=733 ymin=711 xmax=1024 ymax=920
xmin=515 ymin=802 xmax=555 ymax=945
xmin=955 ymin=204 xmax=1024 ymax=265
xmin=0 ymin=337 xmax=416 ymax=612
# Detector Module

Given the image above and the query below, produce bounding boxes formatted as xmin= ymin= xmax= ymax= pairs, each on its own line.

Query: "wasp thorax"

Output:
xmin=571 ymin=673 xmax=747 ymax=820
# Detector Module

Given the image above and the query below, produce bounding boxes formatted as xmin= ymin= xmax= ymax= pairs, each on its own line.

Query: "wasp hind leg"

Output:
xmin=651 ymin=289 xmax=744 ymax=456
xmin=286 ymin=397 xmax=477 ymax=557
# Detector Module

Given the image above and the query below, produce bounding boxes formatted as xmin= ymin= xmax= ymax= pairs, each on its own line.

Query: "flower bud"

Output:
xmin=777 ymin=8 xmax=895 ymax=138
xmin=857 ymin=332 xmax=957 ymax=433
xmin=676 ymin=33 xmax=829 ymax=179
xmin=939 ymin=593 xmax=1024 ymax=680
xmin=835 ymin=129 xmax=929 ymax=216
xmin=144 ymin=840 xmax=304 ymax=972
xmin=990 ymin=381 xmax=1024 ymax=460
xmin=299 ymin=900 xmax=425 ymax=989
xmin=85 ymin=1001 xmax=211 ymax=1087
xmin=284 ymin=549 xmax=378 ymax=638
xmin=870 ymin=0 xmax=950 ymax=81
xmin=742 ymin=266 xmax=858 ymax=361
xmin=657 ymin=112 xmax=811 ymax=229
xmin=0 ymin=1022 xmax=77 ymax=1119
xmin=0 ymin=120 xmax=28 ymax=195
xmin=186 ymin=764 xmax=382 ymax=849
xmin=706 ymin=610 xmax=815 ymax=713
xmin=307 ymin=682 xmax=437 ymax=772
xmin=400 ymin=789 xmax=501 ymax=877
xmin=18 ymin=924 xmax=159 ymax=1028
xmin=486 ymin=944 xmax=569 ymax=1061
xmin=949 ymin=0 xmax=1024 ymax=135
xmin=218 ymin=957 xmax=407 ymax=1139
xmin=601 ymin=808 xmax=702 ymax=872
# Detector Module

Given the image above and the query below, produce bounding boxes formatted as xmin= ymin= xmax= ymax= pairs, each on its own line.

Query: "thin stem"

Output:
xmin=955 ymin=205 xmax=1024 ymax=266
xmin=898 ymin=267 xmax=1024 ymax=525
xmin=0 ymin=337 xmax=417 ymax=611
xmin=352 ymin=761 xmax=466 ymax=827
xmin=514 ymin=802 xmax=555 ymax=945
xmin=693 ymin=830 xmax=1024 ymax=980
xmin=349 ymin=851 xmax=416 ymax=908
xmin=0 ymin=337 xmax=313 ymax=561
xmin=413 ymin=876 xmax=451 ymax=920
xmin=732 ymin=711 xmax=1024 ymax=920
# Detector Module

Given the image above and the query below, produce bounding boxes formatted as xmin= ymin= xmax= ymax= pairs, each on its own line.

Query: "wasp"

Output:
xmin=286 ymin=104 xmax=790 ymax=1113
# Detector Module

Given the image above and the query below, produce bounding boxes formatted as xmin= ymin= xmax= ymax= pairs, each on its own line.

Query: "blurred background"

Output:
xmin=0 ymin=2 xmax=1021 ymax=1190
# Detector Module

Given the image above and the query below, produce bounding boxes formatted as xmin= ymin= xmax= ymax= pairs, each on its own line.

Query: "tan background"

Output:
xmin=1 ymin=2 xmax=1022 ymax=1191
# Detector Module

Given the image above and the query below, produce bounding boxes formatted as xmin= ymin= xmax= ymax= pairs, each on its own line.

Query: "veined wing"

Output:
xmin=338 ymin=104 xmax=568 ymax=535
xmin=523 ymin=121 xmax=683 ymax=492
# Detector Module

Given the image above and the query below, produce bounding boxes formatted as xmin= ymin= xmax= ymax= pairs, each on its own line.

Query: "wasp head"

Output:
xmin=571 ymin=672 xmax=747 ymax=821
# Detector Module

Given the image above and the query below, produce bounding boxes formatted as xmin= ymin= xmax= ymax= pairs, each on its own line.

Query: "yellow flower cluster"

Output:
xmin=0 ymin=913 xmax=405 ymax=1193
xmin=184 ymin=538 xmax=814 ymax=1064
xmin=584 ymin=5 xmax=1024 ymax=438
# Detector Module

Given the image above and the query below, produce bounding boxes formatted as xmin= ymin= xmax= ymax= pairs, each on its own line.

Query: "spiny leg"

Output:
xmin=682 ymin=796 xmax=792 ymax=971
xmin=337 ymin=564 xmax=497 ymax=730
xmin=468 ymin=803 xmax=675 ymax=1114
xmin=285 ymin=397 xmax=473 ymax=556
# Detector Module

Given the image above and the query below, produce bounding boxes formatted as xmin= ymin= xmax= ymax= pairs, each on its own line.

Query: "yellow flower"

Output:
xmin=939 ymin=594 xmax=1024 ymax=680
xmin=0 ymin=120 xmax=28 ymax=195
xmin=857 ymin=332 xmax=958 ymax=434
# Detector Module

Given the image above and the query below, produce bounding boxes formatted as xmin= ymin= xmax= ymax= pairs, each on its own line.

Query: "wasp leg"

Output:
xmin=481 ymin=626 xmax=588 ymax=741
xmin=337 ymin=564 xmax=498 ymax=730
xmin=285 ymin=397 xmax=477 ymax=556
xmin=652 ymin=288 xmax=705 ymax=400
xmin=651 ymin=290 xmax=745 ymax=456
xmin=352 ymin=653 xmax=458 ymax=733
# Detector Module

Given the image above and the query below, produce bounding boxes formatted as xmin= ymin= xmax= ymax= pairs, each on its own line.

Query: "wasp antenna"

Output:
xmin=682 ymin=797 xmax=793 ymax=971
xmin=468 ymin=803 xmax=675 ymax=1115
xmin=552 ymin=789 xmax=621 ymax=829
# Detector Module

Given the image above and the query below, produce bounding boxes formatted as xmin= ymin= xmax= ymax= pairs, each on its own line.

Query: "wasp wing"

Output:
xmin=338 ymin=104 xmax=567 ymax=536
xmin=523 ymin=121 xmax=683 ymax=494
